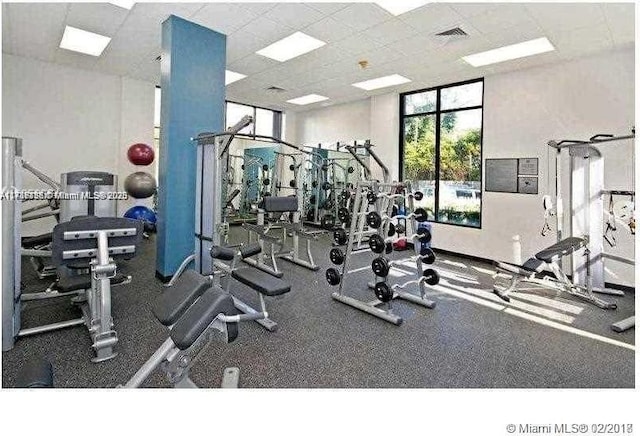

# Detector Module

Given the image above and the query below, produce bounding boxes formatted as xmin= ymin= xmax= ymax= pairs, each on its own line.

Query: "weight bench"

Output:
xmin=124 ymin=267 xmax=275 ymax=388
xmin=18 ymin=217 xmax=143 ymax=362
xmin=210 ymin=244 xmax=291 ymax=332
xmin=493 ymin=237 xmax=617 ymax=309
xmin=243 ymin=196 xmax=319 ymax=277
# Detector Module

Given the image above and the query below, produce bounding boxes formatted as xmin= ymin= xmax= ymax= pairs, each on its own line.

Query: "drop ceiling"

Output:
xmin=2 ymin=2 xmax=634 ymax=112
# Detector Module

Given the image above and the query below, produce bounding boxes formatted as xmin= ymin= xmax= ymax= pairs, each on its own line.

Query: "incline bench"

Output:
xmin=210 ymin=243 xmax=291 ymax=332
xmin=493 ymin=237 xmax=617 ymax=309
xmin=123 ymin=269 xmax=245 ymax=388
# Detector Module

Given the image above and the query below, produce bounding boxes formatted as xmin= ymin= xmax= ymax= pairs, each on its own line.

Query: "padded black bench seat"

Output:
xmin=55 ymin=272 xmax=129 ymax=293
xmin=153 ymin=270 xmax=210 ymax=326
xmin=170 ymin=287 xmax=239 ymax=350
xmin=231 ymin=267 xmax=291 ymax=296
xmin=535 ymin=237 xmax=585 ymax=263
xmin=262 ymin=196 xmax=298 ymax=213
xmin=22 ymin=233 xmax=53 ymax=249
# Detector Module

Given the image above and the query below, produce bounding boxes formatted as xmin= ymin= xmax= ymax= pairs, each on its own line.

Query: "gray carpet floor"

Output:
xmin=2 ymin=227 xmax=635 ymax=388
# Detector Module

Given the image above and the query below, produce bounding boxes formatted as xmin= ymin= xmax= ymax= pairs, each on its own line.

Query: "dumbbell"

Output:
xmin=368 ymin=234 xmax=393 ymax=254
xmin=329 ymin=248 xmax=345 ymax=265
xmin=326 ymin=268 xmax=342 ymax=286
xmin=371 ymin=256 xmax=390 ymax=277
xmin=321 ymin=214 xmax=336 ymax=230
xmin=420 ymin=247 xmax=436 ymax=264
xmin=374 ymin=282 xmax=394 ymax=302
xmin=368 ymin=229 xmax=431 ymax=252
xmin=422 ymin=268 xmax=440 ymax=286
xmin=333 ymin=228 xmax=348 ymax=245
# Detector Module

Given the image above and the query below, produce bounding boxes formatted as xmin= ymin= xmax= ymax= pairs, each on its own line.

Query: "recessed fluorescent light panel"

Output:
xmin=225 ymin=70 xmax=247 ymax=85
xmin=59 ymin=26 xmax=111 ymax=56
xmin=109 ymin=1 xmax=135 ymax=9
xmin=462 ymin=37 xmax=555 ymax=67
xmin=375 ymin=0 xmax=429 ymax=16
xmin=352 ymin=74 xmax=411 ymax=91
xmin=287 ymin=94 xmax=329 ymax=105
xmin=256 ymin=32 xmax=326 ymax=62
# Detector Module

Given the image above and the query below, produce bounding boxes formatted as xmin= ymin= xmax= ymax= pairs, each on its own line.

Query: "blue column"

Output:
xmin=156 ymin=15 xmax=226 ymax=280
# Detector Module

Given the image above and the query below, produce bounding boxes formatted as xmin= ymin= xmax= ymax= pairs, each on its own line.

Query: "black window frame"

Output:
xmin=225 ymin=100 xmax=283 ymax=141
xmin=399 ymin=77 xmax=485 ymax=229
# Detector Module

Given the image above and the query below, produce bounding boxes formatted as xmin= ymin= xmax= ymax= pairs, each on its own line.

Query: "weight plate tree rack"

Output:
xmin=327 ymin=179 xmax=441 ymax=325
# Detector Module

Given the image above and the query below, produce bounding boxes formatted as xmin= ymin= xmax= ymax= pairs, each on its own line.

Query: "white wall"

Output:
xmin=2 ymin=54 xmax=156 ymax=235
xmin=295 ymin=98 xmax=371 ymax=146
xmin=292 ymin=48 xmax=635 ymax=286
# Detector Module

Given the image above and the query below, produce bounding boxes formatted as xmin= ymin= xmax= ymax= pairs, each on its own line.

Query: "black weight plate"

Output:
xmin=368 ymin=234 xmax=385 ymax=253
xmin=423 ymin=268 xmax=440 ymax=285
xmin=374 ymin=282 xmax=393 ymax=302
xmin=326 ymin=268 xmax=341 ymax=286
xmin=329 ymin=248 xmax=345 ymax=265
xmin=371 ymin=257 xmax=390 ymax=277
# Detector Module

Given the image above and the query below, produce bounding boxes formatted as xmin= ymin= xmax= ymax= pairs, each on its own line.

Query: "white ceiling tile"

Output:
xmin=480 ymin=20 xmax=546 ymax=47
xmin=228 ymin=54 xmax=280 ymax=76
xmin=330 ymin=3 xmax=392 ymax=32
xmin=264 ymin=3 xmax=326 ymax=29
xmin=306 ymin=2 xmax=352 ymax=16
xmin=525 ymin=3 xmax=606 ymax=34
xmin=399 ymin=3 xmax=464 ymax=34
xmin=239 ymin=3 xmax=279 ymax=16
xmin=330 ymin=32 xmax=385 ymax=56
xmin=227 ymin=29 xmax=271 ymax=63
xmin=190 ymin=3 xmax=259 ymax=35
xmin=131 ymin=3 xmax=206 ymax=25
xmin=355 ymin=45 xmax=409 ymax=69
xmin=385 ymin=33 xmax=448 ymax=57
xmin=468 ymin=4 xmax=537 ymax=35
xmin=65 ymin=3 xmax=130 ymax=37
xmin=5 ymin=2 xmax=68 ymax=62
xmin=239 ymin=16 xmax=295 ymax=43
xmin=303 ymin=16 xmax=355 ymax=43
xmin=449 ymin=2 xmax=501 ymax=18
xmin=602 ymin=3 xmax=635 ymax=46
xmin=550 ymin=22 xmax=614 ymax=57
xmin=360 ymin=18 xmax=421 ymax=46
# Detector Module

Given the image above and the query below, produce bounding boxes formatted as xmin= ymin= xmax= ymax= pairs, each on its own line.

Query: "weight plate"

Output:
xmin=326 ymin=268 xmax=341 ymax=286
xmin=329 ymin=248 xmax=345 ymax=265
xmin=374 ymin=282 xmax=393 ymax=302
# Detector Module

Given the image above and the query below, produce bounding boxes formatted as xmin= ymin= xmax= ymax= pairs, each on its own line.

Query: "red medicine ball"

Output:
xmin=127 ymin=143 xmax=155 ymax=166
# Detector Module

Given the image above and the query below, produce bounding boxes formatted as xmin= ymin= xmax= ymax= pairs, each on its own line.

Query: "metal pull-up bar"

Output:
xmin=548 ymin=131 xmax=635 ymax=149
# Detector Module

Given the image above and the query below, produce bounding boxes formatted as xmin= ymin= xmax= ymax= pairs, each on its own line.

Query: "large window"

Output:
xmin=400 ymin=79 xmax=483 ymax=228
xmin=153 ymin=87 xmax=282 ymax=141
xmin=225 ymin=101 xmax=282 ymax=140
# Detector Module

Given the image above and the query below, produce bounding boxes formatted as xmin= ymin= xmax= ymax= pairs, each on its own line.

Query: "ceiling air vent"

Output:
xmin=436 ymin=27 xmax=468 ymax=37
xmin=266 ymin=86 xmax=286 ymax=93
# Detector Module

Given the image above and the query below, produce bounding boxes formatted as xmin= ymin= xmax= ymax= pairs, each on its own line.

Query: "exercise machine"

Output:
xmin=3 ymin=207 xmax=142 ymax=362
